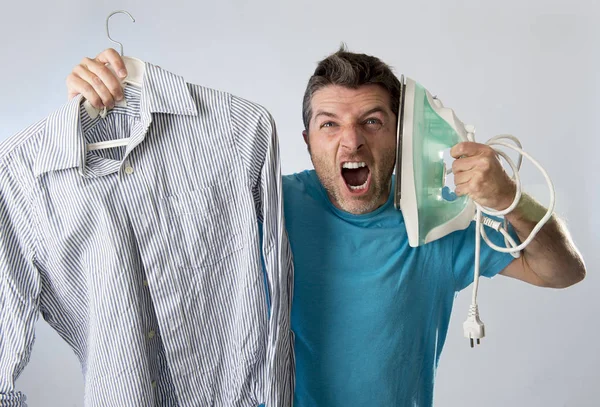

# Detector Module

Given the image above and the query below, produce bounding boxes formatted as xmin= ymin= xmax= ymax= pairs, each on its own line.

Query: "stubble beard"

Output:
xmin=309 ymin=147 xmax=396 ymax=215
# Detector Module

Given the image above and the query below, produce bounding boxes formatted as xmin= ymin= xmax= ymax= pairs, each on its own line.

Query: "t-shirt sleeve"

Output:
xmin=451 ymin=217 xmax=520 ymax=292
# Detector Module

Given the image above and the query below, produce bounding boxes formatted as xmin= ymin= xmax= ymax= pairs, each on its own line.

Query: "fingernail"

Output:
xmin=118 ymin=69 xmax=127 ymax=78
xmin=116 ymin=94 xmax=124 ymax=101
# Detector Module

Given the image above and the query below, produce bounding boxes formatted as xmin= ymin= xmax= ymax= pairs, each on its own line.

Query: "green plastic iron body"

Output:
xmin=394 ymin=76 xmax=476 ymax=247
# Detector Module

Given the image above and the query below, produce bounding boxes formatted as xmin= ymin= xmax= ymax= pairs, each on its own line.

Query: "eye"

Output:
xmin=365 ymin=118 xmax=382 ymax=125
xmin=363 ymin=118 xmax=383 ymax=130
xmin=320 ymin=121 xmax=336 ymax=129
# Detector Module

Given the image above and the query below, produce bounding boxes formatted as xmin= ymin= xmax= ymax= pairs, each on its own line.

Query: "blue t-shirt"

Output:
xmin=279 ymin=170 xmax=516 ymax=407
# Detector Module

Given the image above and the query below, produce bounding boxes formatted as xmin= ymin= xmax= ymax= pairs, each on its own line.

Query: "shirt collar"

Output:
xmin=34 ymin=62 xmax=198 ymax=177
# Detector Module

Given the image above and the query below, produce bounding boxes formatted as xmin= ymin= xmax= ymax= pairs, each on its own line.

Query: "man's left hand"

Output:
xmin=450 ymin=141 xmax=516 ymax=211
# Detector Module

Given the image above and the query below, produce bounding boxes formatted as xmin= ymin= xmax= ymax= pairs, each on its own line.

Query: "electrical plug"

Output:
xmin=463 ymin=304 xmax=485 ymax=348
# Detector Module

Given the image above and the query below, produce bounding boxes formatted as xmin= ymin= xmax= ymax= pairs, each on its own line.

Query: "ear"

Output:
xmin=302 ymin=130 xmax=309 ymax=146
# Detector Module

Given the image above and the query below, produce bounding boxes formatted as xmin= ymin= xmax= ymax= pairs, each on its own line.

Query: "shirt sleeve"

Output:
xmin=230 ymin=97 xmax=294 ymax=407
xmin=451 ymin=216 xmax=520 ymax=292
xmin=0 ymin=162 xmax=41 ymax=406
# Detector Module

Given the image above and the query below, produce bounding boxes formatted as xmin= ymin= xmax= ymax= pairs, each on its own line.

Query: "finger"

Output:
xmin=95 ymin=48 xmax=128 ymax=80
xmin=454 ymin=184 xmax=467 ymax=197
xmin=66 ymin=72 xmax=82 ymax=101
xmin=454 ymin=175 xmax=482 ymax=197
xmin=450 ymin=141 xmax=484 ymax=159
xmin=452 ymin=156 xmax=477 ymax=174
xmin=81 ymin=57 xmax=124 ymax=103
xmin=453 ymin=171 xmax=472 ymax=187
xmin=66 ymin=73 xmax=104 ymax=109
xmin=73 ymin=63 xmax=116 ymax=109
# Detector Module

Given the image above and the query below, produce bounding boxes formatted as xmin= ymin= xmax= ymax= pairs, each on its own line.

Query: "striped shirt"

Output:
xmin=0 ymin=63 xmax=294 ymax=406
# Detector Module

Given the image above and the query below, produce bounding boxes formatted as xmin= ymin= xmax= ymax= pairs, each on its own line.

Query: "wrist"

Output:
xmin=495 ymin=180 xmax=517 ymax=211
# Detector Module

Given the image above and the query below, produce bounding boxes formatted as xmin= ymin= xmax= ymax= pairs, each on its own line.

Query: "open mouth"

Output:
xmin=341 ymin=161 xmax=371 ymax=193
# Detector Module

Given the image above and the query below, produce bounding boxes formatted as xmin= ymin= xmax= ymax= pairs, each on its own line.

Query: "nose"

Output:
xmin=340 ymin=124 xmax=366 ymax=152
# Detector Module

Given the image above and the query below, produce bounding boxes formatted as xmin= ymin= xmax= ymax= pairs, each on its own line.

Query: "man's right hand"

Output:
xmin=66 ymin=48 xmax=128 ymax=110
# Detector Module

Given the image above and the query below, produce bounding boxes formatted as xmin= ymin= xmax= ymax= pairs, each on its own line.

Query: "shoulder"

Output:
xmin=283 ymin=170 xmax=315 ymax=193
xmin=229 ymin=93 xmax=273 ymax=124
xmin=0 ymin=118 xmax=47 ymax=192
xmin=186 ymin=84 xmax=274 ymax=128
xmin=282 ymin=170 xmax=324 ymax=215
xmin=0 ymin=120 xmax=45 ymax=168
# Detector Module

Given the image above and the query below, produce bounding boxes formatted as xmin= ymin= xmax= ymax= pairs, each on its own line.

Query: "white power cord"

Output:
xmin=459 ymin=133 xmax=556 ymax=347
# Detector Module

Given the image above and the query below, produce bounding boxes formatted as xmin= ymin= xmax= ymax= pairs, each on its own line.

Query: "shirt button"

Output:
xmin=148 ymin=330 xmax=156 ymax=339
xmin=143 ymin=279 xmax=149 ymax=287
xmin=124 ymin=166 xmax=134 ymax=175
xmin=151 ymin=380 xmax=157 ymax=388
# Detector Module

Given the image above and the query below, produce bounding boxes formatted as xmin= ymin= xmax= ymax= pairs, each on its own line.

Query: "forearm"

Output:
xmin=504 ymin=193 xmax=586 ymax=288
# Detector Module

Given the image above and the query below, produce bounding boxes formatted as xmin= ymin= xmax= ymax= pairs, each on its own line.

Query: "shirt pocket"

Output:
xmin=163 ymin=180 xmax=245 ymax=268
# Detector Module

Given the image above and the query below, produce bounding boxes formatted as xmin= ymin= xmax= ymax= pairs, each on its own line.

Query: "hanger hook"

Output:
xmin=106 ymin=10 xmax=136 ymax=56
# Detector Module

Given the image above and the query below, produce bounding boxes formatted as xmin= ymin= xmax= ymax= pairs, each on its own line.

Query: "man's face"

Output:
xmin=303 ymin=84 xmax=397 ymax=215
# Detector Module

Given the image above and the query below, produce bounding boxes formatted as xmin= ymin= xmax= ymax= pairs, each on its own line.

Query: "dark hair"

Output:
xmin=302 ymin=44 xmax=401 ymax=130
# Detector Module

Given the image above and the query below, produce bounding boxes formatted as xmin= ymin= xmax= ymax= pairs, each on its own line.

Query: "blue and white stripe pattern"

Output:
xmin=0 ymin=63 xmax=294 ymax=406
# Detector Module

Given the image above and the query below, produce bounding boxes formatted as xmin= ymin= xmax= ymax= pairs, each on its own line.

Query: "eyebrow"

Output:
xmin=313 ymin=111 xmax=338 ymax=122
xmin=360 ymin=106 xmax=389 ymax=118
xmin=313 ymin=106 xmax=390 ymax=123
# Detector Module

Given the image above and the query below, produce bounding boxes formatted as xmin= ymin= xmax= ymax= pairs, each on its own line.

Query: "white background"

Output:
xmin=0 ymin=0 xmax=598 ymax=406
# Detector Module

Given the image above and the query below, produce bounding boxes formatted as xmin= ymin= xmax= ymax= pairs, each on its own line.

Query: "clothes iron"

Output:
xmin=393 ymin=76 xmax=557 ymax=348
xmin=394 ymin=75 xmax=476 ymax=247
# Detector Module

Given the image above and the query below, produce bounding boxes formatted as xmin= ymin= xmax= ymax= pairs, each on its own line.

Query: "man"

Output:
xmin=65 ymin=46 xmax=585 ymax=406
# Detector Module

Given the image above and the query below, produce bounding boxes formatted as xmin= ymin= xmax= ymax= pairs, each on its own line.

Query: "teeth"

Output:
xmin=349 ymin=179 xmax=368 ymax=190
xmin=342 ymin=162 xmax=367 ymax=169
